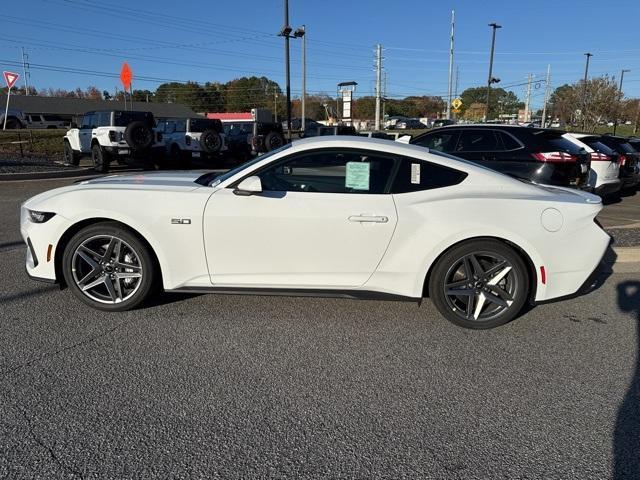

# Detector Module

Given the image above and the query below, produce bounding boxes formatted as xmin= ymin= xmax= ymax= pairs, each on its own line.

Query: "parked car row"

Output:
xmin=407 ymin=124 xmax=640 ymax=197
xmin=62 ymin=110 xmax=293 ymax=172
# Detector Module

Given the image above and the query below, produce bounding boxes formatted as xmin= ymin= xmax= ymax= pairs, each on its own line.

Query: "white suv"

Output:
xmin=156 ymin=117 xmax=226 ymax=165
xmin=63 ymin=110 xmax=163 ymax=172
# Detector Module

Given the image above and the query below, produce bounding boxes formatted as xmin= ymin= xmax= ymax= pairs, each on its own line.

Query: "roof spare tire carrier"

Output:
xmin=200 ymin=129 xmax=222 ymax=153
xmin=124 ymin=121 xmax=153 ymax=151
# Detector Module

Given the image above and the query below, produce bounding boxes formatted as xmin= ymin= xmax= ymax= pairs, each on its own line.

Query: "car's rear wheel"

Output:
xmin=91 ymin=144 xmax=110 ymax=173
xmin=428 ymin=240 xmax=529 ymax=329
xmin=62 ymin=223 xmax=157 ymax=311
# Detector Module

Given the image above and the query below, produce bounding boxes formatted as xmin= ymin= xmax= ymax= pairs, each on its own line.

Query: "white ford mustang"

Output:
xmin=21 ymin=137 xmax=610 ymax=329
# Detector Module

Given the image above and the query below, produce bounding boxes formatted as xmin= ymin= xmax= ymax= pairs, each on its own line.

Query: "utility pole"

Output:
xmin=582 ymin=52 xmax=592 ymax=130
xmin=524 ymin=74 xmax=533 ymax=123
xmin=613 ymin=68 xmax=630 ymax=135
xmin=634 ymin=100 xmax=640 ymax=135
xmin=446 ymin=10 xmax=455 ymax=119
xmin=541 ymin=64 xmax=551 ymax=128
xmin=374 ymin=43 xmax=382 ymax=131
xmin=21 ymin=47 xmax=30 ymax=95
xmin=274 ymin=90 xmax=278 ymax=122
xmin=382 ymin=70 xmax=387 ymax=125
xmin=485 ymin=23 xmax=501 ymax=122
xmin=454 ymin=66 xmax=459 ymax=98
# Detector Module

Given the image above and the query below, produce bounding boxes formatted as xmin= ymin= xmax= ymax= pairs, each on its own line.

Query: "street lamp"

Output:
xmin=613 ymin=68 xmax=630 ymax=135
xmin=278 ymin=1 xmax=305 ymax=136
xmin=485 ymin=22 xmax=501 ymax=122
xmin=293 ymin=26 xmax=306 ymax=132
xmin=278 ymin=0 xmax=292 ymax=138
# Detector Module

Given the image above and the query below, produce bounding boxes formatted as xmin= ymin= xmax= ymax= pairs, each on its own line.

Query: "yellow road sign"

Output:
xmin=452 ymin=98 xmax=462 ymax=109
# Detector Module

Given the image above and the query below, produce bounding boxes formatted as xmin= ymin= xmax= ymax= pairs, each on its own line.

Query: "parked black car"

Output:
xmin=597 ymin=135 xmax=640 ymax=190
xmin=410 ymin=125 xmax=591 ymax=188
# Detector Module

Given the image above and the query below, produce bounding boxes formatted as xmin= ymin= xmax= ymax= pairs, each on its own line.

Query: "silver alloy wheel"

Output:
xmin=71 ymin=235 xmax=143 ymax=304
xmin=442 ymin=251 xmax=517 ymax=322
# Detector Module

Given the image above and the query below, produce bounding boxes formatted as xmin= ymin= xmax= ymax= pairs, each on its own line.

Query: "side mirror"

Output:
xmin=233 ymin=175 xmax=262 ymax=196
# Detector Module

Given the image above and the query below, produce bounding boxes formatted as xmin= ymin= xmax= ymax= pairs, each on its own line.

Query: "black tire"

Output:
xmin=170 ymin=143 xmax=191 ymax=168
xmin=264 ymin=131 xmax=285 ymax=151
xmin=91 ymin=143 xmax=110 ymax=173
xmin=199 ymin=129 xmax=222 ymax=153
xmin=63 ymin=141 xmax=80 ymax=166
xmin=428 ymin=239 xmax=530 ymax=329
xmin=62 ymin=222 xmax=157 ymax=312
xmin=124 ymin=121 xmax=154 ymax=151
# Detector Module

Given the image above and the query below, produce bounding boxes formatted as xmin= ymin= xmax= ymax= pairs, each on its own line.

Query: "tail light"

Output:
xmin=589 ymin=152 xmax=611 ymax=161
xmin=531 ymin=152 xmax=577 ymax=163
xmin=185 ymin=135 xmax=191 ymax=145
xmin=108 ymin=130 xmax=116 ymax=142
xmin=251 ymin=135 xmax=261 ymax=149
xmin=619 ymin=154 xmax=627 ymax=166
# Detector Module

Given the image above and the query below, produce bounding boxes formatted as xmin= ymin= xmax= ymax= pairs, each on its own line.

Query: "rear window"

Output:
xmin=391 ymin=157 xmax=467 ymax=193
xmin=540 ymin=135 xmax=585 ymax=154
xmin=599 ymin=137 xmax=636 ymax=153
xmin=190 ymin=119 xmax=221 ymax=133
xmin=113 ymin=111 xmax=155 ymax=127
xmin=580 ymin=137 xmax=616 ymax=156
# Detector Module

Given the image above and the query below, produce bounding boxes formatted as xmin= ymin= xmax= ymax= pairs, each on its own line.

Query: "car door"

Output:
xmin=79 ymin=113 xmax=94 ymax=152
xmin=202 ymin=148 xmax=399 ymax=288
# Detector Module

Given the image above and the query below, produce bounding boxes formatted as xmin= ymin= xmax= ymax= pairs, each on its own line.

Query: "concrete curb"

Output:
xmin=0 ymin=167 xmax=93 ymax=181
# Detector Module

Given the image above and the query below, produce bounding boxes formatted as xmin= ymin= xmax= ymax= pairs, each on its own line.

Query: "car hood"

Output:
xmin=75 ymin=170 xmax=208 ymax=188
xmin=22 ymin=171 xmax=210 ymax=210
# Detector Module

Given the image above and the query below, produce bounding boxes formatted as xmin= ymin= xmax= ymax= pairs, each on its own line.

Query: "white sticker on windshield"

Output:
xmin=346 ymin=162 xmax=370 ymax=190
xmin=411 ymin=163 xmax=421 ymax=184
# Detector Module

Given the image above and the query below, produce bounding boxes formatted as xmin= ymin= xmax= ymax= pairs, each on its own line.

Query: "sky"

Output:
xmin=1 ymin=0 xmax=639 ymax=112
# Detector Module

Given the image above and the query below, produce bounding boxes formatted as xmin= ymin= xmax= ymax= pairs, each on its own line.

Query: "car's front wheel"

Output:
xmin=429 ymin=239 xmax=529 ymax=329
xmin=62 ymin=222 xmax=157 ymax=311
xmin=91 ymin=144 xmax=110 ymax=173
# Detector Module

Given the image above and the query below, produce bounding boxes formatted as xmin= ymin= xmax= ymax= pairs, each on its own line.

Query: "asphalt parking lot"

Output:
xmin=1 ymin=178 xmax=639 ymax=479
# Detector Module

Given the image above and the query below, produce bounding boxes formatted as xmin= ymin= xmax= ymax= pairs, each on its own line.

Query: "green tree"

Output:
xmin=223 ymin=76 xmax=282 ymax=113
xmin=459 ymin=86 xmax=523 ymax=119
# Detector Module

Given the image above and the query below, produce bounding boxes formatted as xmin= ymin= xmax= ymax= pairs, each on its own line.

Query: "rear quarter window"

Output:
xmin=391 ymin=157 xmax=467 ymax=193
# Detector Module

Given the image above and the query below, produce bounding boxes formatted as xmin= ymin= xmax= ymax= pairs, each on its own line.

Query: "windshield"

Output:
xmin=195 ymin=143 xmax=292 ymax=186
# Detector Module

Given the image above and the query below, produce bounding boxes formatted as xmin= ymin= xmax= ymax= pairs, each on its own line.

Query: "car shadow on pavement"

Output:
xmin=613 ymin=280 xmax=640 ymax=479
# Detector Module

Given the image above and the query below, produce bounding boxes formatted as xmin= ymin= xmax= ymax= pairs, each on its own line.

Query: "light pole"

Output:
xmin=278 ymin=0 xmax=292 ymax=138
xmin=485 ymin=23 xmax=502 ymax=122
xmin=613 ymin=68 xmax=630 ymax=135
xmin=293 ymin=26 xmax=306 ymax=132
xmin=582 ymin=52 xmax=592 ymax=130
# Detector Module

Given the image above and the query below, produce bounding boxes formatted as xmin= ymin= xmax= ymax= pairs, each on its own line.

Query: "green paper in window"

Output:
xmin=345 ymin=162 xmax=370 ymax=190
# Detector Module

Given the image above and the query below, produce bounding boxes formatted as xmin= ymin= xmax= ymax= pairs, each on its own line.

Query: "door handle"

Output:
xmin=348 ymin=215 xmax=389 ymax=223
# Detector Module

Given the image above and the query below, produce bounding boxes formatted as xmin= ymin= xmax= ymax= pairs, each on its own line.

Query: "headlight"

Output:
xmin=28 ymin=210 xmax=56 ymax=223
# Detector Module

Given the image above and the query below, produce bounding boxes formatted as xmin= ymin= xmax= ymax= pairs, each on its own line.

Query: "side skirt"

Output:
xmin=167 ymin=286 xmax=420 ymax=303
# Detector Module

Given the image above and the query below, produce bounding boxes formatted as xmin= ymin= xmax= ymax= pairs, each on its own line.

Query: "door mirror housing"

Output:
xmin=234 ymin=175 xmax=262 ymax=196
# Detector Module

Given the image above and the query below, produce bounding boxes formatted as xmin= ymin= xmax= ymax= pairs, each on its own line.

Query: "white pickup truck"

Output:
xmin=63 ymin=110 xmax=164 ymax=172
xmin=156 ymin=117 xmax=226 ymax=165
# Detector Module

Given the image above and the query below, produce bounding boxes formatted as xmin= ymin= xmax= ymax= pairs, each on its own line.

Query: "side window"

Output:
xmin=81 ymin=114 xmax=94 ymax=129
xmin=96 ymin=112 xmax=110 ymax=127
xmin=174 ymin=120 xmax=186 ymax=132
xmin=414 ymin=131 xmax=459 ymax=152
xmin=391 ymin=157 xmax=467 ymax=193
xmin=257 ymin=150 xmax=396 ymax=194
xmin=495 ymin=131 xmax=521 ymax=150
xmin=457 ymin=130 xmax=499 ymax=152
